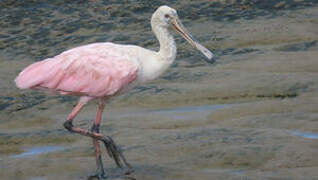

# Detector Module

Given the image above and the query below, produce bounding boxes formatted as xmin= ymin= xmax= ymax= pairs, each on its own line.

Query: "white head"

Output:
xmin=151 ymin=5 xmax=214 ymax=63
xmin=151 ymin=6 xmax=177 ymax=28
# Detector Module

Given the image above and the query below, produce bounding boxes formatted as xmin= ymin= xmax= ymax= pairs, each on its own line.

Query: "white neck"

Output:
xmin=152 ymin=24 xmax=177 ymax=62
xmin=135 ymin=21 xmax=177 ymax=83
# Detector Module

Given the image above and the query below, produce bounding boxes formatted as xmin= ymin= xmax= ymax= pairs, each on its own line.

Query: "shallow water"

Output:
xmin=1 ymin=0 xmax=318 ymax=180
xmin=289 ymin=131 xmax=318 ymax=139
xmin=11 ymin=146 xmax=65 ymax=158
xmin=28 ymin=177 xmax=47 ymax=180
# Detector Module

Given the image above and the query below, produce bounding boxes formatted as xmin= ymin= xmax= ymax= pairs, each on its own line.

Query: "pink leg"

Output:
xmin=63 ymin=99 xmax=132 ymax=179
xmin=91 ymin=102 xmax=105 ymax=178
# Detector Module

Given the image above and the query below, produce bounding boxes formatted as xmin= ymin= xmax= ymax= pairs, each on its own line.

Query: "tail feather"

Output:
xmin=15 ymin=58 xmax=61 ymax=89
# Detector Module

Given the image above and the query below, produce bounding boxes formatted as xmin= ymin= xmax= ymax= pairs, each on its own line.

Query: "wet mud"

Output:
xmin=1 ymin=0 xmax=318 ymax=180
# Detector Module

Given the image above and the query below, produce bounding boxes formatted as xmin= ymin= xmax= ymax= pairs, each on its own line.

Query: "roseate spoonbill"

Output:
xmin=15 ymin=5 xmax=214 ymax=179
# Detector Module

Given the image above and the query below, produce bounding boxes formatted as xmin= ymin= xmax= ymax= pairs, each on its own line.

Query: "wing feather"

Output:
xmin=15 ymin=43 xmax=139 ymax=97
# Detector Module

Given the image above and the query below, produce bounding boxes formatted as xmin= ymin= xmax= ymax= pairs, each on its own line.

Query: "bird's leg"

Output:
xmin=90 ymin=102 xmax=105 ymax=179
xmin=92 ymin=101 xmax=134 ymax=175
xmin=63 ymin=100 xmax=133 ymax=176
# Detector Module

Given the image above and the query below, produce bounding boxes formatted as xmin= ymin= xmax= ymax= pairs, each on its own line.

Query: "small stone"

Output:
xmin=274 ymin=1 xmax=286 ymax=9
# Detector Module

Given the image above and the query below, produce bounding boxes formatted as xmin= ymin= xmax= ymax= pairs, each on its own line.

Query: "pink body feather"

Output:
xmin=15 ymin=43 xmax=139 ymax=98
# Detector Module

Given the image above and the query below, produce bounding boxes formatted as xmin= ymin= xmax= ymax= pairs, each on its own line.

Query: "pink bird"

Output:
xmin=15 ymin=5 xmax=214 ymax=179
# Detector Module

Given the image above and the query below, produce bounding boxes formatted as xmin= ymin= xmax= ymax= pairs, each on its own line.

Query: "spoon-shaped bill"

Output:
xmin=171 ymin=18 xmax=214 ymax=63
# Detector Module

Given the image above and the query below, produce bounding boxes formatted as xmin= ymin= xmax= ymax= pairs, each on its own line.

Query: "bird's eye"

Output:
xmin=164 ymin=14 xmax=170 ymax=18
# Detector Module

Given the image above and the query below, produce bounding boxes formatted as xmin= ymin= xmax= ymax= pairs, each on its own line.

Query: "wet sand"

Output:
xmin=1 ymin=1 xmax=318 ymax=180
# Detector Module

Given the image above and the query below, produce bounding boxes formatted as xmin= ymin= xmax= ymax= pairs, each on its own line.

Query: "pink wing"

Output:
xmin=15 ymin=43 xmax=139 ymax=97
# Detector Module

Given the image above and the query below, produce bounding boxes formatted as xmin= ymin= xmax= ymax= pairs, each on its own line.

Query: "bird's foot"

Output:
xmin=100 ymin=136 xmax=133 ymax=171
xmin=88 ymin=172 xmax=106 ymax=180
xmin=88 ymin=159 xmax=106 ymax=180
xmin=88 ymin=171 xmax=135 ymax=180
xmin=90 ymin=125 xmax=134 ymax=176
